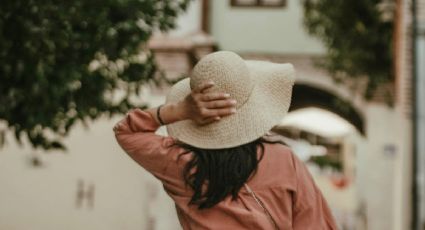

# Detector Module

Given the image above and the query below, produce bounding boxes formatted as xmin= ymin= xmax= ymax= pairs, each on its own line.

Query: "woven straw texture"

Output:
xmin=166 ymin=51 xmax=295 ymax=149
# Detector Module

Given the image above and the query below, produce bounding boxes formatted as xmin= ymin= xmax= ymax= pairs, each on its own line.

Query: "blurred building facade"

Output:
xmin=150 ymin=1 xmax=416 ymax=229
xmin=0 ymin=0 xmax=419 ymax=230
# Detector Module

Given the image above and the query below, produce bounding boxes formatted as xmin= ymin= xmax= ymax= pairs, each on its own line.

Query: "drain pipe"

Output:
xmin=412 ymin=0 xmax=418 ymax=229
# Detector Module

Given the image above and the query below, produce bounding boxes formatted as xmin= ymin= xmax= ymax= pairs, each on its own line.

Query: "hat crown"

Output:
xmin=190 ymin=51 xmax=253 ymax=108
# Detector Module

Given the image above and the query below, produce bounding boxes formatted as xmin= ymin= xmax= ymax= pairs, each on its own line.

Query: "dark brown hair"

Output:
xmin=178 ymin=138 xmax=266 ymax=209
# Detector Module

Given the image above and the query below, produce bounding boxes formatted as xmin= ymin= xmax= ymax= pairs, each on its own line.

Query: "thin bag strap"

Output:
xmin=244 ymin=184 xmax=279 ymax=230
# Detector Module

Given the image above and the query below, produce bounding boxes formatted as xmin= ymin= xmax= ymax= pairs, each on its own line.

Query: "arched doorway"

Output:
xmin=290 ymin=84 xmax=365 ymax=135
xmin=274 ymin=83 xmax=367 ymax=230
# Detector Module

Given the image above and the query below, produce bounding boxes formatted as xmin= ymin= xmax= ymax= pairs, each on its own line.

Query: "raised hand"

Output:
xmin=180 ymin=81 xmax=237 ymax=125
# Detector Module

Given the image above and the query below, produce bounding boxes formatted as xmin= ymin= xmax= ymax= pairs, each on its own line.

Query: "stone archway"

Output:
xmin=291 ymin=83 xmax=365 ymax=135
xmin=238 ymin=53 xmax=366 ymax=135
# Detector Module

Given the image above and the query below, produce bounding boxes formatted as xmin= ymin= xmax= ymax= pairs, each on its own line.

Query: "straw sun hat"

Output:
xmin=166 ymin=51 xmax=295 ymax=149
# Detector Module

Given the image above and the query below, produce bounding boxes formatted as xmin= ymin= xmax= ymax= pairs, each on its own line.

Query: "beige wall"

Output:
xmin=361 ymin=103 xmax=412 ymax=230
xmin=166 ymin=0 xmax=201 ymax=37
xmin=0 ymin=91 xmax=180 ymax=230
xmin=210 ymin=0 xmax=325 ymax=54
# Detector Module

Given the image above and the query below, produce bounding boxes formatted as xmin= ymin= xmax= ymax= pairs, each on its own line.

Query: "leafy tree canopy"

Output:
xmin=0 ymin=0 xmax=190 ymax=150
xmin=302 ymin=0 xmax=394 ymax=99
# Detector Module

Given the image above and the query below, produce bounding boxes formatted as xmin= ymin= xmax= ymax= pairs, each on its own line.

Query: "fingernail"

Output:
xmin=215 ymin=116 xmax=221 ymax=120
xmin=224 ymin=93 xmax=230 ymax=97
xmin=231 ymin=109 xmax=237 ymax=113
xmin=231 ymin=100 xmax=237 ymax=104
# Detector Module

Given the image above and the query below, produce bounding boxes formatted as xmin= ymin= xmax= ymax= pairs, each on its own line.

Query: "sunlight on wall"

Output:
xmin=280 ymin=107 xmax=355 ymax=138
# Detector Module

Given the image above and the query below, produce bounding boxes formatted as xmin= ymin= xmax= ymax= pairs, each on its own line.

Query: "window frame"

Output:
xmin=230 ymin=0 xmax=287 ymax=8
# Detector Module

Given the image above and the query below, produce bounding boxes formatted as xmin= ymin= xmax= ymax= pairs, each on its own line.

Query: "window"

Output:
xmin=230 ymin=0 xmax=286 ymax=8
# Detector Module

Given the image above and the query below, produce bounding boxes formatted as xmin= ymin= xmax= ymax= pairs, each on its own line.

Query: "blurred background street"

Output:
xmin=0 ymin=0 xmax=424 ymax=229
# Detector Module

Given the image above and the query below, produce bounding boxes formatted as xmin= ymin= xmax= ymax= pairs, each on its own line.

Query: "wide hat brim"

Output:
xmin=166 ymin=60 xmax=295 ymax=149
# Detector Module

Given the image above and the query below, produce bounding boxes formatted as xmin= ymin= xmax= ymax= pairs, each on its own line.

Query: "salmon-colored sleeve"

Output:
xmin=291 ymin=153 xmax=339 ymax=230
xmin=112 ymin=109 xmax=181 ymax=176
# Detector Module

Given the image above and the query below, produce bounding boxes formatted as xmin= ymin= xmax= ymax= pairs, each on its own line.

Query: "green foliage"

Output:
xmin=302 ymin=0 xmax=394 ymax=99
xmin=310 ymin=155 xmax=343 ymax=172
xmin=0 ymin=0 xmax=190 ymax=150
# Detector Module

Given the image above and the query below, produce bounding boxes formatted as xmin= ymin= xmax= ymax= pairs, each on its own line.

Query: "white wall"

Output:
xmin=210 ymin=0 xmax=325 ymax=54
xmin=362 ymin=104 xmax=403 ymax=230
xmin=168 ymin=0 xmax=201 ymax=37
xmin=0 ymin=90 xmax=180 ymax=230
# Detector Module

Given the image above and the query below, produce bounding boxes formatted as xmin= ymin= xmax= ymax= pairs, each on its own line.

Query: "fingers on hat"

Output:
xmin=203 ymin=99 xmax=237 ymax=109
xmin=201 ymin=116 xmax=221 ymax=125
xmin=201 ymin=92 xmax=231 ymax=101
xmin=194 ymin=81 xmax=214 ymax=93
xmin=206 ymin=107 xmax=236 ymax=117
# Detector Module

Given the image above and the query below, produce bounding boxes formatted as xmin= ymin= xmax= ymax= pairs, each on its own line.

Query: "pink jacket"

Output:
xmin=114 ymin=109 xmax=338 ymax=230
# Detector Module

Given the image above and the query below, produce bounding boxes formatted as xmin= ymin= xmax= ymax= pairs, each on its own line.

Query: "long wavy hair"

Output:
xmin=178 ymin=138 xmax=268 ymax=209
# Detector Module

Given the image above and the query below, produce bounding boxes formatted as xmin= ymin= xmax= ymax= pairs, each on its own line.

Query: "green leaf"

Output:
xmin=302 ymin=0 xmax=394 ymax=100
xmin=0 ymin=0 xmax=192 ymax=151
